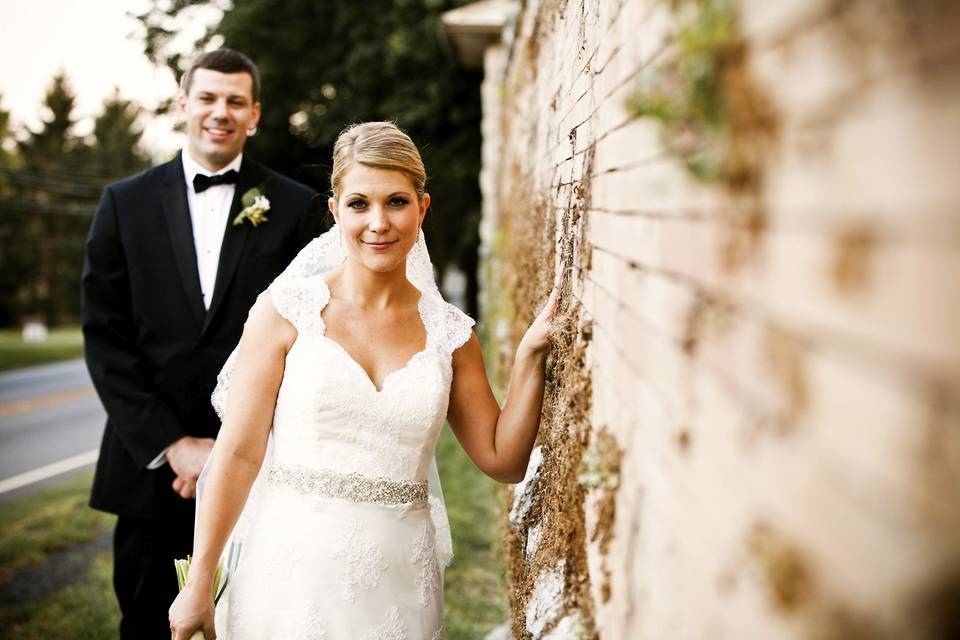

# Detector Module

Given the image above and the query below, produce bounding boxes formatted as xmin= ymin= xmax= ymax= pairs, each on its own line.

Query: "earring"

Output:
xmin=247 ymin=126 xmax=257 ymax=136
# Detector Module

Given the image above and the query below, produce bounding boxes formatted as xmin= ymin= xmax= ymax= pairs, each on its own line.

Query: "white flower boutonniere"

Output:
xmin=233 ymin=187 xmax=271 ymax=227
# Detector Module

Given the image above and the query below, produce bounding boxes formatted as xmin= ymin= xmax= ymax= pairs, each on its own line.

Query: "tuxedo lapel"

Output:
xmin=160 ymin=156 xmax=205 ymax=328
xmin=202 ymin=157 xmax=264 ymax=334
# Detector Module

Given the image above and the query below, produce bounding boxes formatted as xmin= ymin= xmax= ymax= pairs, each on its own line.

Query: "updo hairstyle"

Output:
xmin=330 ymin=122 xmax=426 ymax=201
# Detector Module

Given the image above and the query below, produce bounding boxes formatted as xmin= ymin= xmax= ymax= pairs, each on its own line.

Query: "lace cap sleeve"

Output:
xmin=268 ymin=275 xmax=329 ymax=337
xmin=424 ymin=295 xmax=475 ymax=355
xmin=445 ymin=302 xmax=475 ymax=353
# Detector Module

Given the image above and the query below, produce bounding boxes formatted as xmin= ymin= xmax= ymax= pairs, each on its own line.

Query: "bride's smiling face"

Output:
xmin=329 ymin=164 xmax=429 ymax=274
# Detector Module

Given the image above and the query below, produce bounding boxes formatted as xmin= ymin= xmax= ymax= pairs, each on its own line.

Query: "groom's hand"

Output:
xmin=172 ymin=476 xmax=197 ymax=499
xmin=167 ymin=436 xmax=214 ymax=499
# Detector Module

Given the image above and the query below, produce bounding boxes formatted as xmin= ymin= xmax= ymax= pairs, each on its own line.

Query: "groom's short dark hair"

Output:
xmin=181 ymin=48 xmax=261 ymax=103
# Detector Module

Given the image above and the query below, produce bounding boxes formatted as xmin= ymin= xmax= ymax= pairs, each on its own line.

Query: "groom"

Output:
xmin=82 ymin=48 xmax=323 ymax=638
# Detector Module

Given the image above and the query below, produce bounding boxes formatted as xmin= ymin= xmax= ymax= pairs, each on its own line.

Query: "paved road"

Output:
xmin=0 ymin=359 xmax=105 ymax=499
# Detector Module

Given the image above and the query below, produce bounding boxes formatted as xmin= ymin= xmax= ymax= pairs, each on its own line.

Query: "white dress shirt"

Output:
xmin=181 ymin=148 xmax=243 ymax=310
xmin=147 ymin=149 xmax=243 ymax=470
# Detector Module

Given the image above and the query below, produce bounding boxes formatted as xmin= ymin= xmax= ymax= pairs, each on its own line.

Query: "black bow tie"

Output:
xmin=193 ymin=170 xmax=239 ymax=193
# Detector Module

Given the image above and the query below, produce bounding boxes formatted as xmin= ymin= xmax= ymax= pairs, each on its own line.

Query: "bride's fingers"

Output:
xmin=540 ymin=284 xmax=561 ymax=321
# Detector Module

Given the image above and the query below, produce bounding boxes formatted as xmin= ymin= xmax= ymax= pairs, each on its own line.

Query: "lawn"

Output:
xmin=0 ymin=327 xmax=84 ymax=372
xmin=0 ymin=471 xmax=118 ymax=639
xmin=437 ymin=425 xmax=508 ymax=638
xmin=0 ymin=434 xmax=506 ymax=639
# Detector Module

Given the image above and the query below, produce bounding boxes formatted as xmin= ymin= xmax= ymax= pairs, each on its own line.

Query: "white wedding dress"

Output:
xmin=205 ymin=227 xmax=474 ymax=639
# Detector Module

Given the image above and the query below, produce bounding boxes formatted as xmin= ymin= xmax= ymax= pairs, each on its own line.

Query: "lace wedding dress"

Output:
xmin=205 ymin=226 xmax=473 ymax=639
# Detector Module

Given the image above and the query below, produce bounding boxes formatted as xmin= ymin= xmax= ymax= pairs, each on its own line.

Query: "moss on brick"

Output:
xmin=629 ymin=0 xmax=780 ymax=272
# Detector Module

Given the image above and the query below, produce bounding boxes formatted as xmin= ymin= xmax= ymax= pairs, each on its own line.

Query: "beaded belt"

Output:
xmin=267 ymin=464 xmax=428 ymax=505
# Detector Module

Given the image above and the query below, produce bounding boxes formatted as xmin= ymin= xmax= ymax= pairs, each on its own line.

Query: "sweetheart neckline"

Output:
xmin=318 ymin=335 xmax=429 ymax=394
xmin=314 ymin=276 xmax=430 ymax=394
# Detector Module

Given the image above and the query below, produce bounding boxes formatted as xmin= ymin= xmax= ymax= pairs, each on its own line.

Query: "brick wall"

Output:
xmin=479 ymin=0 xmax=960 ymax=637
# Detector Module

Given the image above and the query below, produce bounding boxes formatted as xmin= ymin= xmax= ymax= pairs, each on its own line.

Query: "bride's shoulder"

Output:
xmin=243 ymin=290 xmax=298 ymax=347
xmin=264 ymin=272 xmax=330 ymax=337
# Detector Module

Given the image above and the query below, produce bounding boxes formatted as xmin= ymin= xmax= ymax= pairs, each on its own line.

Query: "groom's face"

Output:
xmin=179 ymin=68 xmax=261 ymax=172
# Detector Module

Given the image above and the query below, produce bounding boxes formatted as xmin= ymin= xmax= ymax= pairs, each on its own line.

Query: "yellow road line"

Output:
xmin=0 ymin=386 xmax=98 ymax=417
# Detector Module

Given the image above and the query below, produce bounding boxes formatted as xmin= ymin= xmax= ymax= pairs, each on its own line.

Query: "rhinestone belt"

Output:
xmin=267 ymin=464 xmax=428 ymax=505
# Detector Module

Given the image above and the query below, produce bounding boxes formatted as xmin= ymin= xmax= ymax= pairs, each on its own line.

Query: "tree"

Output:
xmin=10 ymin=73 xmax=93 ymax=325
xmin=0 ymin=96 xmax=14 ymax=169
xmin=0 ymin=76 xmax=151 ymax=327
xmin=138 ymin=0 xmax=484 ymax=316
xmin=0 ymin=94 xmax=28 ymax=326
xmin=82 ymin=88 xmax=151 ymax=179
xmin=18 ymin=73 xmax=86 ymax=170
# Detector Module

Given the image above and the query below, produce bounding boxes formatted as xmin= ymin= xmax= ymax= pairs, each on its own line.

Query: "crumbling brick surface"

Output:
xmin=480 ymin=1 xmax=960 ymax=638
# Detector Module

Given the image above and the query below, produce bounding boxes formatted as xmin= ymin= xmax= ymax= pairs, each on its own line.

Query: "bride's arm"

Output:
xmin=447 ymin=286 xmax=559 ymax=484
xmin=169 ymin=292 xmax=295 ymax=640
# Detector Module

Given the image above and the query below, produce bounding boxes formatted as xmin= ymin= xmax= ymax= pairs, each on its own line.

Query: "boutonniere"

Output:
xmin=233 ymin=185 xmax=271 ymax=227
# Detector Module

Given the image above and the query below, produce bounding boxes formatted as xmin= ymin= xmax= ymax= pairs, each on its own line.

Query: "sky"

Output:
xmin=0 ymin=0 xmax=215 ymax=159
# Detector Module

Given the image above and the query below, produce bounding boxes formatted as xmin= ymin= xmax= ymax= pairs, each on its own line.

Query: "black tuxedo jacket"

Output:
xmin=82 ymin=153 xmax=324 ymax=518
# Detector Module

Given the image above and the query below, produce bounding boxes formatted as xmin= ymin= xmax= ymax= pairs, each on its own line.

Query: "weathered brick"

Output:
xmin=472 ymin=0 xmax=960 ymax=637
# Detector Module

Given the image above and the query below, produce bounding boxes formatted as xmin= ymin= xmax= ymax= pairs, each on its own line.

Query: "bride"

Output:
xmin=169 ymin=121 xmax=557 ymax=639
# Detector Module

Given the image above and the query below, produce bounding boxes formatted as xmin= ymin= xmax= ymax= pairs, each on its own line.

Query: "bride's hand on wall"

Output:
xmin=518 ymin=283 xmax=561 ymax=356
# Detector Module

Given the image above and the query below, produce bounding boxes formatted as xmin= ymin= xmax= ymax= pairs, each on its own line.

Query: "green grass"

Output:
xmin=0 ymin=471 xmax=118 ymax=639
xmin=0 ymin=554 xmax=117 ymax=640
xmin=0 ymin=472 xmax=113 ymax=581
xmin=437 ymin=425 xmax=507 ymax=639
xmin=0 ymin=327 xmax=84 ymax=372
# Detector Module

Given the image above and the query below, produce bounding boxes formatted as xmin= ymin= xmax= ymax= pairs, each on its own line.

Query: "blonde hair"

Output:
xmin=330 ymin=122 xmax=426 ymax=200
